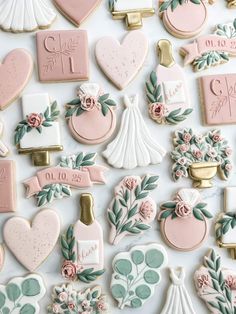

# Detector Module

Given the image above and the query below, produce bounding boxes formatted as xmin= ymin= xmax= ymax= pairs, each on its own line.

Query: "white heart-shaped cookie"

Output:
xmin=95 ymin=31 xmax=148 ymax=90
xmin=3 ymin=209 xmax=60 ymax=271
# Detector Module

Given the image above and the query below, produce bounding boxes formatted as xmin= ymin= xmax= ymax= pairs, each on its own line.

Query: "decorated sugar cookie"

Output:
xmin=61 ymin=194 xmax=105 ymax=283
xmin=0 ymin=245 xmax=4 ymax=272
xmin=36 ymin=30 xmax=89 ymax=82
xmin=159 ymin=189 xmax=212 ymax=251
xmin=54 ymin=0 xmax=102 ymax=27
xmin=180 ymin=19 xmax=236 ymax=71
xmin=159 ymin=0 xmax=211 ymax=39
xmin=0 ymin=0 xmax=56 ymax=32
xmin=216 ymin=187 xmax=236 ymax=259
xmin=108 ymin=175 xmax=158 ymax=245
xmin=48 ymin=284 xmax=109 ymax=313
xmin=194 ymin=249 xmax=236 ymax=313
xmin=3 ymin=209 xmax=60 ymax=271
xmin=170 ymin=128 xmax=233 ymax=188
xmin=109 ymin=0 xmax=155 ymax=30
xmin=95 ymin=31 xmax=148 ymax=90
xmin=111 ymin=244 xmax=168 ymax=309
xmin=0 ymin=120 xmax=8 ymax=157
xmin=146 ymin=40 xmax=192 ymax=125
xmin=14 ymin=93 xmax=63 ymax=166
xmin=65 ymin=83 xmax=117 ymax=145
xmin=24 ymin=152 xmax=107 ymax=207
xmin=200 ymin=73 xmax=236 ymax=125
xmin=103 ymin=95 xmax=166 ymax=169
xmin=0 ymin=49 xmax=33 ymax=111
xmin=0 ymin=160 xmax=16 ymax=212
xmin=160 ymin=268 xmax=196 ymax=314
xmin=0 ymin=274 xmax=46 ymax=314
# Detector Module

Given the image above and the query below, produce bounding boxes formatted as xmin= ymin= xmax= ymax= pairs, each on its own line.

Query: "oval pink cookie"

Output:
xmin=159 ymin=189 xmax=212 ymax=251
xmin=54 ymin=0 xmax=102 ymax=26
xmin=95 ymin=31 xmax=148 ymax=90
xmin=65 ymin=83 xmax=116 ymax=144
xmin=0 ymin=49 xmax=33 ymax=110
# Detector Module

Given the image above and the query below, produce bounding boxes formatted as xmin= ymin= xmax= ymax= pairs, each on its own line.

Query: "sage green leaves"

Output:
xmin=111 ymin=244 xmax=168 ymax=309
xmin=0 ymin=274 xmax=46 ymax=314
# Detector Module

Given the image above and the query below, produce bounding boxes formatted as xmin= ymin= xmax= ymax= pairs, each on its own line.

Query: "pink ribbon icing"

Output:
xmin=181 ymin=35 xmax=236 ymax=65
xmin=24 ymin=166 xmax=107 ymax=197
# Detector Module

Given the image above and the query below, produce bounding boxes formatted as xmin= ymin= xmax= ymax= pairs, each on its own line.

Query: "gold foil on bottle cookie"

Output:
xmin=157 ymin=39 xmax=175 ymax=68
xmin=189 ymin=161 xmax=219 ymax=188
xmin=80 ymin=193 xmax=95 ymax=226
xmin=112 ymin=8 xmax=155 ymax=30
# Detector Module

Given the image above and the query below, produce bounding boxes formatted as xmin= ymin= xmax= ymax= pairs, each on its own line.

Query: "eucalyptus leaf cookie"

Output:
xmin=146 ymin=39 xmax=192 ymax=125
xmin=48 ymin=284 xmax=109 ymax=313
xmin=111 ymin=244 xmax=168 ymax=309
xmin=65 ymin=83 xmax=117 ymax=145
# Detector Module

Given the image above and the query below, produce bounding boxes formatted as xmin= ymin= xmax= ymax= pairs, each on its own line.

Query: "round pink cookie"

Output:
xmin=160 ymin=215 xmax=208 ymax=251
xmin=161 ymin=1 xmax=207 ymax=39
xmin=69 ymin=106 xmax=116 ymax=144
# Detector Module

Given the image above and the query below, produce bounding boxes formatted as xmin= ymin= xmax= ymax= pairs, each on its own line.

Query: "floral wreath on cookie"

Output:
xmin=65 ymin=87 xmax=116 ymax=118
xmin=159 ymin=189 xmax=212 ymax=221
xmin=170 ymin=128 xmax=233 ymax=181
xmin=14 ymin=101 xmax=60 ymax=145
xmin=145 ymin=71 xmax=192 ymax=125
xmin=48 ymin=284 xmax=109 ymax=314
xmin=61 ymin=225 xmax=105 ymax=283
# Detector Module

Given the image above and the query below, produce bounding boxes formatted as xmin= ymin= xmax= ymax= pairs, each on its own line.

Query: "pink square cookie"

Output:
xmin=36 ymin=30 xmax=89 ymax=82
xmin=200 ymin=73 xmax=236 ymax=125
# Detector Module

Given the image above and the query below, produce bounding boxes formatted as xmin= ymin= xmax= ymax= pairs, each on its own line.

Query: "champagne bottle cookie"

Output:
xmin=61 ymin=194 xmax=105 ymax=283
xmin=146 ymin=39 xmax=192 ymax=125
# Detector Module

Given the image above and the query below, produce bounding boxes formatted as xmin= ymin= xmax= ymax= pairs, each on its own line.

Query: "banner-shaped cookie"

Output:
xmin=180 ymin=20 xmax=236 ymax=71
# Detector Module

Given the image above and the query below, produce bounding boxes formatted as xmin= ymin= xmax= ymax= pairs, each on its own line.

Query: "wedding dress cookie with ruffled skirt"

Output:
xmin=0 ymin=0 xmax=56 ymax=32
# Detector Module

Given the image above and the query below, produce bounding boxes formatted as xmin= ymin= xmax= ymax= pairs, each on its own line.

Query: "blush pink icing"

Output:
xmin=0 ymin=245 xmax=4 ymax=271
xmin=36 ymin=30 xmax=89 ymax=82
xmin=95 ymin=31 xmax=148 ymax=90
xmin=200 ymin=73 xmax=236 ymax=125
xmin=0 ymin=160 xmax=16 ymax=213
xmin=3 ymin=209 xmax=60 ymax=271
xmin=161 ymin=0 xmax=207 ymax=38
xmin=54 ymin=0 xmax=102 ymax=26
xmin=0 ymin=49 xmax=33 ymax=110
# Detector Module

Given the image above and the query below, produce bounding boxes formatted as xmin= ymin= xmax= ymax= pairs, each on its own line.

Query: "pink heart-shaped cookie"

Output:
xmin=95 ymin=31 xmax=148 ymax=90
xmin=54 ymin=0 xmax=102 ymax=26
xmin=3 ymin=209 xmax=60 ymax=271
xmin=0 ymin=49 xmax=33 ymax=110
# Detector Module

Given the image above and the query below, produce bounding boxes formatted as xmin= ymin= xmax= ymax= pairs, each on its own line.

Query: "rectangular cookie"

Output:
xmin=0 ymin=160 xmax=16 ymax=212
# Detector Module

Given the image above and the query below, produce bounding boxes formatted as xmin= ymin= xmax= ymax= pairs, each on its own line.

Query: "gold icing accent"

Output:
xmin=80 ymin=193 xmax=95 ymax=225
xmin=18 ymin=145 xmax=63 ymax=167
xmin=157 ymin=39 xmax=175 ymax=68
xmin=112 ymin=8 xmax=155 ymax=30
xmin=217 ymin=241 xmax=236 ymax=260
xmin=189 ymin=162 xmax=219 ymax=188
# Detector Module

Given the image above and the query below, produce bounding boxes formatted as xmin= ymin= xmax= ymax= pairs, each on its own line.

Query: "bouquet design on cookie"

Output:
xmin=194 ymin=250 xmax=236 ymax=314
xmin=107 ymin=175 xmax=158 ymax=245
xmin=171 ymin=128 xmax=233 ymax=188
xmin=48 ymin=284 xmax=109 ymax=314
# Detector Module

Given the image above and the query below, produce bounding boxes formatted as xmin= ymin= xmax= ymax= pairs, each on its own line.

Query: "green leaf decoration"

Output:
xmin=160 ymin=0 xmax=200 ymax=12
xmin=111 ymin=244 xmax=167 ymax=309
xmin=0 ymin=292 xmax=5 ymax=309
xmin=2 ymin=308 xmax=9 ymax=314
xmin=216 ymin=212 xmax=236 ymax=240
xmin=108 ymin=175 xmax=158 ymax=245
xmin=6 ymin=284 xmax=21 ymax=302
xmin=20 ymin=304 xmax=35 ymax=314
xmin=21 ymin=279 xmax=41 ymax=297
xmin=77 ymin=268 xmax=105 ymax=283
xmin=145 ymin=71 xmax=163 ymax=103
xmin=61 ymin=225 xmax=75 ymax=262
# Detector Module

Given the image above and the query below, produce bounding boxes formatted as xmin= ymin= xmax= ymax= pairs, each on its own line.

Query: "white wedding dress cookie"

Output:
xmin=103 ymin=95 xmax=166 ymax=169
xmin=0 ymin=0 xmax=56 ymax=32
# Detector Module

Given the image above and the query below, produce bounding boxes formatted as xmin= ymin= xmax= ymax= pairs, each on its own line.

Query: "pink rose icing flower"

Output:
xmin=97 ymin=299 xmax=107 ymax=311
xmin=212 ymin=133 xmax=222 ymax=143
xmin=149 ymin=102 xmax=166 ymax=120
xmin=183 ymin=132 xmax=192 ymax=143
xmin=68 ymin=302 xmax=76 ymax=310
xmin=27 ymin=113 xmax=44 ymax=128
xmin=58 ymin=292 xmax=68 ymax=302
xmin=175 ymin=201 xmax=192 ymax=218
xmin=61 ymin=260 xmax=77 ymax=281
xmin=124 ymin=177 xmax=137 ymax=190
xmin=80 ymin=94 xmax=97 ymax=111
xmin=193 ymin=149 xmax=203 ymax=160
xmin=225 ymin=163 xmax=232 ymax=171
xmin=175 ymin=169 xmax=184 ymax=177
xmin=179 ymin=144 xmax=189 ymax=153
xmin=52 ymin=303 xmax=61 ymax=313
xmin=197 ymin=274 xmax=210 ymax=289
xmin=225 ymin=275 xmax=236 ymax=290
xmin=139 ymin=201 xmax=153 ymax=219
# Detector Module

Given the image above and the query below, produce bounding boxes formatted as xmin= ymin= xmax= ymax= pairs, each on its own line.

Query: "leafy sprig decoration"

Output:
xmin=216 ymin=213 xmax=236 ymax=240
xmin=160 ymin=201 xmax=212 ymax=220
xmin=195 ymin=250 xmax=236 ymax=313
xmin=160 ymin=0 xmax=200 ymax=12
xmin=65 ymin=92 xmax=116 ymax=118
xmin=108 ymin=175 xmax=159 ymax=245
xmin=146 ymin=71 xmax=192 ymax=125
xmin=14 ymin=101 xmax=60 ymax=145
xmin=109 ymin=0 xmax=117 ymax=11
xmin=61 ymin=225 xmax=105 ymax=283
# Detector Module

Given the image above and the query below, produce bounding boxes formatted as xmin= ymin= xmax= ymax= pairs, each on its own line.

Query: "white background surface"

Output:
xmin=0 ymin=1 xmax=236 ymax=313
